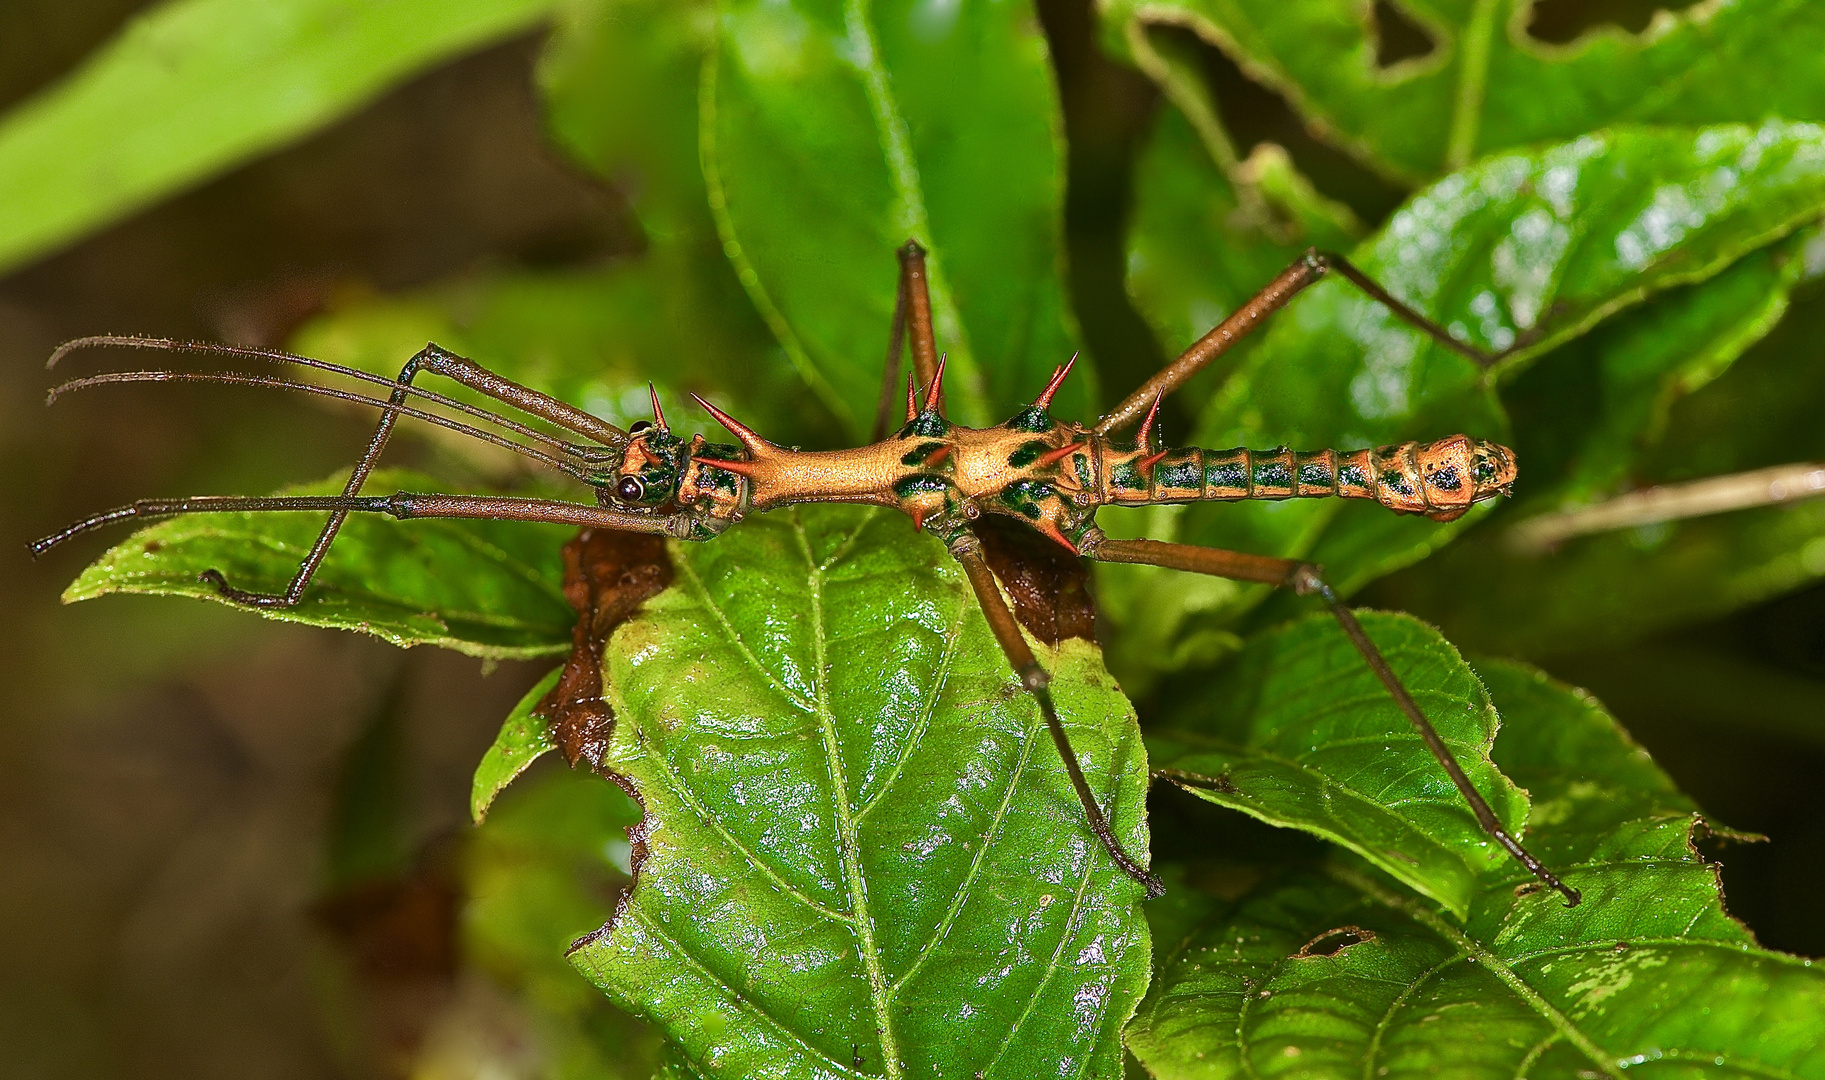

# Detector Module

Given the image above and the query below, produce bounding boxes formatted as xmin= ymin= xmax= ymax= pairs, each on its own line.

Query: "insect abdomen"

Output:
xmin=1104 ymin=439 xmax=1495 ymax=522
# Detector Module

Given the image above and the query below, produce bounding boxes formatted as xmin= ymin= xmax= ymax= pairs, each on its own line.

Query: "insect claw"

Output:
xmin=1034 ymin=351 xmax=1078 ymax=409
xmin=1034 ymin=441 xmax=1086 ymax=468
xmin=691 ymin=455 xmax=756 ymax=476
xmin=648 ymin=383 xmax=668 ymax=430
xmin=1136 ymin=389 xmax=1164 ymax=452
xmin=688 ymin=393 xmax=769 ymax=456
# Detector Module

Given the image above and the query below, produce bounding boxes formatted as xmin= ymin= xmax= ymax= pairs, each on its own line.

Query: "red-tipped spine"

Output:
xmin=1136 ymin=389 xmax=1163 ymax=452
xmin=922 ymin=354 xmax=948 ymax=415
xmin=688 ymin=392 xmax=769 ymax=456
xmin=1034 ymin=441 xmax=1087 ymax=468
xmin=691 ymin=456 xmax=756 ymax=477
xmin=1034 ymin=517 xmax=1079 ymax=554
xmin=1034 ymin=352 xmax=1078 ymax=409
xmin=905 ymin=372 xmax=919 ymax=423
xmin=1136 ymin=449 xmax=1170 ymax=473
xmin=648 ymin=382 xmax=668 ymax=430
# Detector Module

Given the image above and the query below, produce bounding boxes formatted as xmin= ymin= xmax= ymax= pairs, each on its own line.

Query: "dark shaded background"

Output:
xmin=2 ymin=1 xmax=1819 ymax=1077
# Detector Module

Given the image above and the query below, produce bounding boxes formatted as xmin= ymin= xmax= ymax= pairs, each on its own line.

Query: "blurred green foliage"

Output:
xmin=17 ymin=0 xmax=1825 ymax=1076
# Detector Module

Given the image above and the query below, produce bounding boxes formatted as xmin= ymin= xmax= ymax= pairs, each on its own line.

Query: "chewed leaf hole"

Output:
xmin=1294 ymin=925 xmax=1376 ymax=958
xmin=1371 ymin=2 xmax=1436 ymax=68
xmin=1526 ymin=0 xmax=1706 ymax=46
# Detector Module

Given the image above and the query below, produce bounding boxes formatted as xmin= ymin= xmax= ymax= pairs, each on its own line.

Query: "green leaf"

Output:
xmin=64 ymin=469 xmax=575 ymax=658
xmin=0 ymin=0 xmax=560 ymax=274
xmin=1128 ymin=661 xmax=1824 ymax=1078
xmin=705 ymin=0 xmax=1082 ymax=431
xmin=566 ymin=505 xmax=1153 ymax=1078
xmin=1100 ymin=123 xmax=1825 ymax=680
xmin=1148 ymin=611 xmax=1527 ymax=918
xmin=467 ymin=765 xmax=662 ymax=1079
xmin=1381 ymin=261 xmax=1825 ymax=657
xmin=473 ymin=665 xmax=563 ymax=824
xmin=1100 ymin=0 xmax=1825 ymax=181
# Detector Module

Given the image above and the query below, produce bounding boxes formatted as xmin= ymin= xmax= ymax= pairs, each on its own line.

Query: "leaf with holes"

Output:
xmin=1099 ymin=0 xmax=1825 ymax=181
xmin=1098 ymin=123 xmax=1825 ymax=683
xmin=565 ymin=504 xmax=1153 ymax=1078
xmin=1128 ymin=660 xmax=1824 ymax=1078
xmin=1147 ymin=611 xmax=1527 ymax=918
xmin=704 ymin=0 xmax=1082 ymax=431
xmin=62 ymin=469 xmax=575 ymax=659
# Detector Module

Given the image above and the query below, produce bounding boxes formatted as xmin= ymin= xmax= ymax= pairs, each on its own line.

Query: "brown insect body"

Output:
xmin=613 ymin=382 xmax=1518 ymax=553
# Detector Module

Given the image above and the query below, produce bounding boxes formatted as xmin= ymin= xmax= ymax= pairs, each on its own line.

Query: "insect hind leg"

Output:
xmin=1080 ymin=531 xmax=1581 ymax=907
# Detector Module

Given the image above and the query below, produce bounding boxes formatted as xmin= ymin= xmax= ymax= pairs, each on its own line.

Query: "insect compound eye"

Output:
xmin=615 ymin=475 xmax=647 ymax=503
xmin=629 ymin=420 xmax=651 ymax=433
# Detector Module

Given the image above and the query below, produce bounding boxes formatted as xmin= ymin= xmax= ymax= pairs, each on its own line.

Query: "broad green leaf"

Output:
xmin=64 ymin=469 xmax=575 ymax=658
xmin=1100 ymin=123 xmax=1825 ymax=679
xmin=1148 ymin=611 xmax=1527 ymax=917
xmin=705 ymin=0 xmax=1083 ymax=431
xmin=473 ymin=665 xmax=564 ymax=824
xmin=467 ymin=765 xmax=662 ymax=1079
xmin=567 ymin=505 xmax=1153 ymax=1078
xmin=1099 ymin=0 xmax=1825 ymax=181
xmin=0 ymin=0 xmax=560 ymax=274
xmin=1128 ymin=661 xmax=1824 ymax=1078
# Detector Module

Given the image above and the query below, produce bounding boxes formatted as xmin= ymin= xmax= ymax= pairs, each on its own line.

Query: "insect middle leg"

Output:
xmin=1077 ymin=532 xmax=1581 ymax=906
xmin=194 ymin=342 xmax=628 ymax=608
xmin=870 ymin=239 xmax=942 ymax=439
xmin=949 ymin=532 xmax=1166 ymax=898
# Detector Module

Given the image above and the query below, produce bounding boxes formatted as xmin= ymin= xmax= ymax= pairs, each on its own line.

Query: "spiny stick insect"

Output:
xmin=32 ymin=242 xmax=1578 ymax=906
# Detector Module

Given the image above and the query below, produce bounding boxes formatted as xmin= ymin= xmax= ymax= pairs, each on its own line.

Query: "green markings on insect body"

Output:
xmin=1007 ymin=439 xmax=1051 ymax=469
xmin=1002 ymin=405 xmax=1052 ymax=433
xmin=900 ymin=441 xmax=947 ymax=466
xmin=893 ymin=474 xmax=951 ymax=500
xmin=899 ymin=411 xmax=952 ymax=439
xmin=694 ymin=443 xmax=745 ymax=495
xmin=1250 ymin=450 xmax=1294 ymax=499
xmin=998 ymin=478 xmax=1050 ymax=520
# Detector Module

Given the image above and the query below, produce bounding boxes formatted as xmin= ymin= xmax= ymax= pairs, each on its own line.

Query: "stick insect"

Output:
xmin=32 ymin=242 xmax=1579 ymax=907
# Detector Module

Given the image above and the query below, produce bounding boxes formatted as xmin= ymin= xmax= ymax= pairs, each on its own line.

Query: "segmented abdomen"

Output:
xmin=1102 ymin=443 xmax=1434 ymax=514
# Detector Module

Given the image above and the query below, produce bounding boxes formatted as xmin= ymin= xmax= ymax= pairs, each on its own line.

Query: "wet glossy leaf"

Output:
xmin=467 ymin=765 xmax=662 ymax=1079
xmin=566 ymin=504 xmax=1153 ymax=1078
xmin=473 ymin=665 xmax=564 ymax=824
xmin=1100 ymin=0 xmax=1825 ymax=181
xmin=705 ymin=0 xmax=1082 ymax=431
xmin=1101 ymin=123 xmax=1825 ymax=679
xmin=0 ymin=0 xmax=560 ymax=274
xmin=1148 ymin=611 xmax=1526 ymax=917
xmin=64 ymin=469 xmax=574 ymax=658
xmin=1128 ymin=661 xmax=1824 ymax=1078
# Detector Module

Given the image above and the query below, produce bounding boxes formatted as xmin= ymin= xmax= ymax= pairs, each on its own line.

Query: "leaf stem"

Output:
xmin=1444 ymin=0 xmax=1498 ymax=170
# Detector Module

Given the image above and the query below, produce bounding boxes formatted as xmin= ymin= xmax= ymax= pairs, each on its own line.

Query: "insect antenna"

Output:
xmin=47 ymin=370 xmax=596 ymax=481
xmin=50 ymin=335 xmax=616 ymax=457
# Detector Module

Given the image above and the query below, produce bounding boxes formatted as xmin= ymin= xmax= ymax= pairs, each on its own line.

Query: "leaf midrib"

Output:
xmin=793 ymin=510 xmax=903 ymax=1079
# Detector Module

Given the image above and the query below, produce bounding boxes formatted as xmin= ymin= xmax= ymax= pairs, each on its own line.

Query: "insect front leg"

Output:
xmin=1078 ymin=532 xmax=1581 ymax=907
xmin=948 ymin=532 xmax=1165 ymax=899
xmin=194 ymin=342 xmax=628 ymax=608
